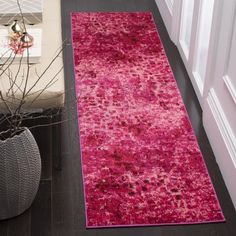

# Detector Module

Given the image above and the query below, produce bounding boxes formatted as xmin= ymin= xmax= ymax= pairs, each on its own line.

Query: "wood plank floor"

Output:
xmin=0 ymin=0 xmax=236 ymax=235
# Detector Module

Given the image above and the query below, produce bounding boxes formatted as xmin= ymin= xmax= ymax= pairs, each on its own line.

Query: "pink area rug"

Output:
xmin=71 ymin=12 xmax=225 ymax=228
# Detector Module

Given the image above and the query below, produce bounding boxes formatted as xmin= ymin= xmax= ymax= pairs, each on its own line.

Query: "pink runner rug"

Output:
xmin=71 ymin=12 xmax=225 ymax=228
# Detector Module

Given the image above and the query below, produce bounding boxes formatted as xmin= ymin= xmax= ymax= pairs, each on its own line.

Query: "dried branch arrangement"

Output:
xmin=0 ymin=0 xmax=70 ymax=140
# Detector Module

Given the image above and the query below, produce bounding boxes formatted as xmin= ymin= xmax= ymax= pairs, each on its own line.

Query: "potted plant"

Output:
xmin=0 ymin=0 xmax=66 ymax=220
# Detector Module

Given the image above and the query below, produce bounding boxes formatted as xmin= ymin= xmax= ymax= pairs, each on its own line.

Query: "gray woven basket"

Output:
xmin=0 ymin=128 xmax=41 ymax=220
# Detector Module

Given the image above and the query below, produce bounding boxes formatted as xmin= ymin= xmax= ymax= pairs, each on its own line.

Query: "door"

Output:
xmin=203 ymin=0 xmax=236 ymax=209
xmin=177 ymin=0 xmax=215 ymax=107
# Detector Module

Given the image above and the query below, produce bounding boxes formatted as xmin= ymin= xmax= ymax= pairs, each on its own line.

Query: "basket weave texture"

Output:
xmin=0 ymin=128 xmax=41 ymax=220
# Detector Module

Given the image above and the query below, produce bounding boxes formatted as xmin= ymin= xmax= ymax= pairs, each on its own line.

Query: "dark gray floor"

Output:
xmin=0 ymin=0 xmax=236 ymax=235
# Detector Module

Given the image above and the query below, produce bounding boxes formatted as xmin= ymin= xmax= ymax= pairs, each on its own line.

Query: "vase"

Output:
xmin=9 ymin=20 xmax=23 ymax=40
xmin=9 ymin=20 xmax=23 ymax=34
xmin=0 ymin=128 xmax=41 ymax=220
xmin=20 ymin=32 xmax=34 ymax=48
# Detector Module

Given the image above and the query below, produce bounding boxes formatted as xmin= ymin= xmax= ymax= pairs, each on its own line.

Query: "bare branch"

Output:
xmin=16 ymin=0 xmax=26 ymax=31
xmin=0 ymin=50 xmax=15 ymax=73
xmin=25 ymin=41 xmax=66 ymax=97
xmin=0 ymin=114 xmax=12 ymax=127
xmin=13 ymin=74 xmax=25 ymax=95
xmin=3 ymin=69 xmax=24 ymax=95
xmin=28 ymin=84 xmax=75 ymax=100
xmin=28 ymin=67 xmax=63 ymax=105
xmin=27 ymin=116 xmax=77 ymax=130
xmin=34 ymin=67 xmax=40 ymax=79
xmin=0 ymin=48 xmax=12 ymax=68
xmin=0 ymin=91 xmax=13 ymax=115
xmin=7 ymin=48 xmax=24 ymax=95
xmin=0 ymin=126 xmax=25 ymax=140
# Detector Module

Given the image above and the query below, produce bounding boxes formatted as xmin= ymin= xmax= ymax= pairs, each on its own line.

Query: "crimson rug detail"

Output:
xmin=71 ymin=12 xmax=225 ymax=228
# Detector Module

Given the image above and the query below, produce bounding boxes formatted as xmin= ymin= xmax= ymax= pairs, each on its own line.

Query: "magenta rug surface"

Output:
xmin=71 ymin=12 xmax=225 ymax=228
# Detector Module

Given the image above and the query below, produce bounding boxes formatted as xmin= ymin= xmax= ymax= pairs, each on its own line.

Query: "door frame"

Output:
xmin=155 ymin=0 xmax=181 ymax=45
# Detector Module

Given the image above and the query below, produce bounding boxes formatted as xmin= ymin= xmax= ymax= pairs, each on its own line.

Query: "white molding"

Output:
xmin=155 ymin=0 xmax=173 ymax=39
xmin=155 ymin=0 xmax=181 ymax=45
xmin=223 ymin=2 xmax=236 ymax=77
xmin=203 ymin=0 xmax=223 ymax=99
xmin=165 ymin=0 xmax=174 ymax=14
xmin=176 ymin=0 xmax=204 ymax=107
xmin=207 ymin=89 xmax=236 ymax=167
xmin=192 ymin=71 xmax=203 ymax=95
xmin=179 ymin=39 xmax=189 ymax=59
xmin=187 ymin=0 xmax=201 ymax=72
xmin=170 ymin=0 xmax=181 ymax=44
xmin=204 ymin=88 xmax=236 ymax=209
xmin=223 ymin=75 xmax=236 ymax=105
xmin=177 ymin=41 xmax=204 ymax=108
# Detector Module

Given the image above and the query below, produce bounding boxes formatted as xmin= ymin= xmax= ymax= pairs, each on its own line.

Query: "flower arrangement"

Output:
xmin=8 ymin=20 xmax=34 ymax=53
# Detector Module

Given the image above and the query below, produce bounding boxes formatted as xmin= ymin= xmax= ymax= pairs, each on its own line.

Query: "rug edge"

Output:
xmin=86 ymin=219 xmax=226 ymax=229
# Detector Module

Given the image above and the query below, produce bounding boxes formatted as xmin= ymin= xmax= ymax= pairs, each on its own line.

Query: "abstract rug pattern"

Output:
xmin=71 ymin=12 xmax=225 ymax=228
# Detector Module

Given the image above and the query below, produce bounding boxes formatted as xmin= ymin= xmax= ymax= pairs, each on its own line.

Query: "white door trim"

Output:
xmin=204 ymin=89 xmax=236 ymax=209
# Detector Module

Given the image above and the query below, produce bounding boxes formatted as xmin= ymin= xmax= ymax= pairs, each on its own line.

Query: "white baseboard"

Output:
xmin=223 ymin=75 xmax=236 ymax=105
xmin=203 ymin=88 xmax=236 ymax=209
